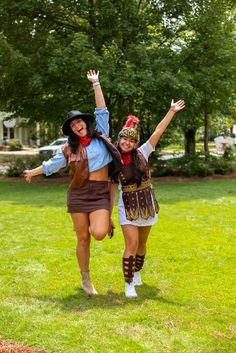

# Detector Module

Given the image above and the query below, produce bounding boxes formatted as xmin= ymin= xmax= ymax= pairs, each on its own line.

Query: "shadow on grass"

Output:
xmin=0 ymin=178 xmax=236 ymax=208
xmin=31 ymin=283 xmax=186 ymax=312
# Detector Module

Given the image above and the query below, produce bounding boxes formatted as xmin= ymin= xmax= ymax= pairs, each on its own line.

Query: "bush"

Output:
xmin=210 ymin=157 xmax=234 ymax=175
xmin=6 ymin=155 xmax=46 ymax=177
xmin=151 ymin=152 xmax=235 ymax=177
xmin=7 ymin=139 xmax=23 ymax=151
xmin=5 ymin=155 xmax=69 ymax=177
xmin=223 ymin=145 xmax=236 ymax=161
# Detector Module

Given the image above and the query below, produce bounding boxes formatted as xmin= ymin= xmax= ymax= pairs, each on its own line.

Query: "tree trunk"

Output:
xmin=184 ymin=129 xmax=196 ymax=155
xmin=204 ymin=112 xmax=209 ymax=152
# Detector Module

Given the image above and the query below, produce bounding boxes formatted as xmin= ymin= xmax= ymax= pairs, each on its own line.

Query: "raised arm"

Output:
xmin=87 ymin=70 xmax=106 ymax=108
xmin=148 ymin=99 xmax=185 ymax=149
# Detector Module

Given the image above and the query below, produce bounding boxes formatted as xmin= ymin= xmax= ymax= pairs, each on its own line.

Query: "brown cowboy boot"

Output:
xmin=80 ymin=271 xmax=98 ymax=295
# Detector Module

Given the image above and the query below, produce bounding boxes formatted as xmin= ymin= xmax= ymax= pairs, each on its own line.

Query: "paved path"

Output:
xmin=0 ymin=148 xmax=39 ymax=155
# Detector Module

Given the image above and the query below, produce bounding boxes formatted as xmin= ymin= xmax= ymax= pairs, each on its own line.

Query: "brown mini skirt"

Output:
xmin=67 ymin=180 xmax=110 ymax=213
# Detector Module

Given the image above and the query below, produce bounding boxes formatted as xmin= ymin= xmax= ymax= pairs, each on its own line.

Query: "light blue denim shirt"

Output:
xmin=42 ymin=107 xmax=112 ymax=176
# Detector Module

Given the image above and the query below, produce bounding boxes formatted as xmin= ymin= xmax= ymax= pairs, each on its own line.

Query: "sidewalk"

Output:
xmin=0 ymin=147 xmax=39 ymax=155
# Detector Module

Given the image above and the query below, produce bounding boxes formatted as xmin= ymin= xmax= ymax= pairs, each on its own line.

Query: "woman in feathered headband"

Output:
xmin=113 ymin=100 xmax=185 ymax=298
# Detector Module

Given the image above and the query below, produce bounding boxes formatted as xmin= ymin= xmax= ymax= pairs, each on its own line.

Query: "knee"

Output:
xmin=127 ymin=241 xmax=138 ymax=254
xmin=92 ymin=230 xmax=106 ymax=241
xmin=89 ymin=221 xmax=107 ymax=240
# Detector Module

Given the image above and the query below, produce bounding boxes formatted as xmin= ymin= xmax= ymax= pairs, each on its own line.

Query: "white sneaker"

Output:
xmin=133 ymin=271 xmax=143 ymax=286
xmin=125 ymin=281 xmax=137 ymax=298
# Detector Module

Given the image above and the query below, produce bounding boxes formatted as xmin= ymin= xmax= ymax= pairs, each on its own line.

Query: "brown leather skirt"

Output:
xmin=67 ymin=180 xmax=110 ymax=213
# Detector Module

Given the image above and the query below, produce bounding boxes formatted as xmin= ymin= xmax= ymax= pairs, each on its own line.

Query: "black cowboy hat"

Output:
xmin=62 ymin=110 xmax=95 ymax=136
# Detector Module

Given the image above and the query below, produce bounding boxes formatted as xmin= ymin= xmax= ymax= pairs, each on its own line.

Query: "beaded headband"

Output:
xmin=118 ymin=127 xmax=139 ymax=141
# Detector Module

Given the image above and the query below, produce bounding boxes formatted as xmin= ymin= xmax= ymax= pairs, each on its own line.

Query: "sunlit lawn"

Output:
xmin=161 ymin=142 xmax=216 ymax=154
xmin=0 ymin=177 xmax=235 ymax=353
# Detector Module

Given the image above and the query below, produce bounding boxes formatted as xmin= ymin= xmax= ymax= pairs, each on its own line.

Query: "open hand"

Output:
xmin=171 ymin=99 xmax=185 ymax=112
xmin=87 ymin=70 xmax=99 ymax=83
xmin=23 ymin=170 xmax=32 ymax=183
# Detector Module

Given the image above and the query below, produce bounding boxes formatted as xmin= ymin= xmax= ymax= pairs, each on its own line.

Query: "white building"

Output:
xmin=0 ymin=112 xmax=63 ymax=148
xmin=0 ymin=112 xmax=38 ymax=147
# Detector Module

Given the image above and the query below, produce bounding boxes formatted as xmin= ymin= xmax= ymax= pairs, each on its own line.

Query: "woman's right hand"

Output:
xmin=23 ymin=170 xmax=33 ymax=183
xmin=87 ymin=69 xmax=99 ymax=83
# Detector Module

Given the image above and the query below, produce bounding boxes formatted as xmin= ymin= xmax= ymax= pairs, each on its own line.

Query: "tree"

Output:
xmin=0 ymin=0 xmax=235 ymax=151
xmin=177 ymin=0 xmax=236 ymax=153
xmin=0 ymin=0 xmax=186 ymax=138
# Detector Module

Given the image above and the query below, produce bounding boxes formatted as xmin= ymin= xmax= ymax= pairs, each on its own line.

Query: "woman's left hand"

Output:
xmin=108 ymin=218 xmax=115 ymax=239
xmin=170 ymin=99 xmax=185 ymax=112
xmin=87 ymin=70 xmax=99 ymax=83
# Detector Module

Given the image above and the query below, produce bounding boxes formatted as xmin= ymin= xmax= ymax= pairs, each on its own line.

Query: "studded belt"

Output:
xmin=122 ymin=179 xmax=152 ymax=192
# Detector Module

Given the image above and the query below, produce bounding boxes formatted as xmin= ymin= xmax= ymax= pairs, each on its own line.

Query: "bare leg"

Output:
xmin=89 ymin=209 xmax=110 ymax=240
xmin=134 ymin=225 xmax=152 ymax=286
xmin=70 ymin=212 xmax=97 ymax=295
xmin=137 ymin=225 xmax=152 ymax=256
xmin=121 ymin=224 xmax=139 ymax=257
xmin=70 ymin=213 xmax=90 ymax=271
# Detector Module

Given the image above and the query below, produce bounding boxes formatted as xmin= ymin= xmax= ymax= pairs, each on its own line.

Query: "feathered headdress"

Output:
xmin=124 ymin=115 xmax=140 ymax=128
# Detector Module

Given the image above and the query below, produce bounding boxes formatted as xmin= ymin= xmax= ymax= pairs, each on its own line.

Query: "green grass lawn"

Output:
xmin=161 ymin=142 xmax=216 ymax=154
xmin=0 ymin=177 xmax=235 ymax=353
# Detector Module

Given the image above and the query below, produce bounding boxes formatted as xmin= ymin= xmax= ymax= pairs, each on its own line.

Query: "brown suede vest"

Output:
xmin=62 ymin=135 xmax=122 ymax=190
xmin=62 ymin=143 xmax=89 ymax=189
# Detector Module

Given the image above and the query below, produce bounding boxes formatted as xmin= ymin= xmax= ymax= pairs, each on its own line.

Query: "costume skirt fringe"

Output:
xmin=121 ymin=184 xmax=159 ymax=222
xmin=118 ymin=191 xmax=158 ymax=226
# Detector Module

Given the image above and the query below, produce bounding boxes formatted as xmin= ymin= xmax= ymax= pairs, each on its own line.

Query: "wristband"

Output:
xmin=93 ymin=82 xmax=100 ymax=87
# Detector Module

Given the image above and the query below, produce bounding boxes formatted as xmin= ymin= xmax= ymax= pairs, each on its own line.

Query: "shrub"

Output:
xmin=5 ymin=155 xmax=69 ymax=177
xmin=210 ymin=157 xmax=234 ymax=175
xmin=223 ymin=145 xmax=236 ymax=161
xmin=151 ymin=152 xmax=235 ymax=177
xmin=7 ymin=139 xmax=23 ymax=151
xmin=6 ymin=155 xmax=46 ymax=177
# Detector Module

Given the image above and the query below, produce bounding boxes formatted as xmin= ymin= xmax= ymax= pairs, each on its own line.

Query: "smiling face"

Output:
xmin=70 ymin=118 xmax=88 ymax=137
xmin=119 ymin=136 xmax=136 ymax=153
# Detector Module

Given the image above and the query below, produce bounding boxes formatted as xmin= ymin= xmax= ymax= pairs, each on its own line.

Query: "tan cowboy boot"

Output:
xmin=80 ymin=271 xmax=98 ymax=295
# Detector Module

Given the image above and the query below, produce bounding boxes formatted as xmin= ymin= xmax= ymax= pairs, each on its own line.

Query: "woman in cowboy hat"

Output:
xmin=112 ymin=99 xmax=185 ymax=298
xmin=23 ymin=70 xmax=121 ymax=296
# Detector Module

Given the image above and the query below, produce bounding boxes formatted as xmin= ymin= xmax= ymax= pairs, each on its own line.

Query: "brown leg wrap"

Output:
xmin=135 ymin=254 xmax=145 ymax=272
xmin=123 ymin=256 xmax=135 ymax=284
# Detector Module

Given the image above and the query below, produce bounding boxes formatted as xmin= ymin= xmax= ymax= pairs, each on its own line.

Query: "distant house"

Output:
xmin=0 ymin=112 xmax=39 ymax=147
xmin=0 ymin=112 xmax=63 ymax=148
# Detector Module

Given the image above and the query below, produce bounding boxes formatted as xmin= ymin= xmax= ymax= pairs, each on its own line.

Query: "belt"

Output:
xmin=122 ymin=179 xmax=152 ymax=192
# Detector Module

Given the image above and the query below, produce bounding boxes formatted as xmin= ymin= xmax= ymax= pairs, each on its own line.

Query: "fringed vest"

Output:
xmin=119 ymin=151 xmax=159 ymax=221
